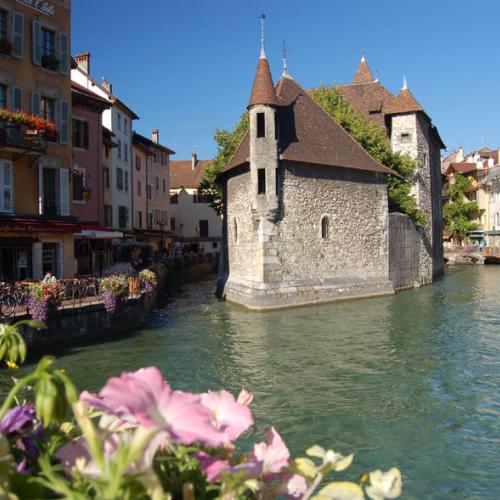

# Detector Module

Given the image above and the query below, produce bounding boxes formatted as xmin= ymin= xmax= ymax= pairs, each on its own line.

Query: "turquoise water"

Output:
xmin=10 ymin=267 xmax=500 ymax=498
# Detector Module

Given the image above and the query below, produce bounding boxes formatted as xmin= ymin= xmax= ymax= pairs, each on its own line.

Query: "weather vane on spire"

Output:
xmin=282 ymin=40 xmax=291 ymax=78
xmin=259 ymin=13 xmax=266 ymax=58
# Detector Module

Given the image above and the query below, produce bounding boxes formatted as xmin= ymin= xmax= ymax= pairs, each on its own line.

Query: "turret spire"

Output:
xmin=352 ymin=51 xmax=374 ymax=84
xmin=259 ymin=13 xmax=266 ymax=59
xmin=402 ymin=74 xmax=408 ymax=90
xmin=282 ymin=40 xmax=291 ymax=78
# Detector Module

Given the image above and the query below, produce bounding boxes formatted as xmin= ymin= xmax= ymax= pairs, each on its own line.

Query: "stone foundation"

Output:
xmin=224 ymin=275 xmax=394 ymax=310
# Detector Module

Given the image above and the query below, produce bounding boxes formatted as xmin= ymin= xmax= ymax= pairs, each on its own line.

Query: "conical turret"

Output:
xmin=352 ymin=54 xmax=374 ymax=84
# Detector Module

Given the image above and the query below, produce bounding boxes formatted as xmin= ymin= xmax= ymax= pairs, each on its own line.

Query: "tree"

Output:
xmin=199 ymin=112 xmax=249 ymax=215
xmin=443 ymin=173 xmax=479 ymax=243
xmin=200 ymin=87 xmax=424 ymax=225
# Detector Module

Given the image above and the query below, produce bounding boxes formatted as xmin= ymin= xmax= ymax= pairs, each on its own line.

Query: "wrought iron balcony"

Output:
xmin=0 ymin=120 xmax=48 ymax=155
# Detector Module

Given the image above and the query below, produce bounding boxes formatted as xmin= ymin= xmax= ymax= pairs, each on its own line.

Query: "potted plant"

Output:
xmin=139 ymin=269 xmax=158 ymax=295
xmin=41 ymin=54 xmax=60 ymax=71
xmin=26 ymin=282 xmax=63 ymax=322
xmin=98 ymin=274 xmax=128 ymax=314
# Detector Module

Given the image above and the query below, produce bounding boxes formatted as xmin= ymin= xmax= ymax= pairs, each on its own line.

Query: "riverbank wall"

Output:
xmin=15 ymin=257 xmax=218 ymax=351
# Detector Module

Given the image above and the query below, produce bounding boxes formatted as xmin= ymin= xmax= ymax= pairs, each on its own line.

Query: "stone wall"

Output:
xmin=223 ymin=162 xmax=394 ymax=309
xmin=388 ymin=212 xmax=421 ymax=290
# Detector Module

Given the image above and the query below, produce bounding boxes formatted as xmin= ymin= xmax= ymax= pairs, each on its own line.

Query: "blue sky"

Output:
xmin=72 ymin=0 xmax=500 ymax=160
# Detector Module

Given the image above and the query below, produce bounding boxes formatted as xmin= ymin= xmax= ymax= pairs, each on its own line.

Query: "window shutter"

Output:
xmin=59 ymin=168 xmax=69 ymax=216
xmin=59 ymin=100 xmax=69 ymax=145
xmin=30 ymin=91 xmax=41 ymax=116
xmin=0 ymin=160 xmax=14 ymax=213
xmin=12 ymin=87 xmax=23 ymax=111
xmin=32 ymin=20 xmax=41 ymax=66
xmin=83 ymin=121 xmax=89 ymax=149
xmin=11 ymin=11 xmax=24 ymax=59
xmin=58 ymin=31 xmax=69 ymax=75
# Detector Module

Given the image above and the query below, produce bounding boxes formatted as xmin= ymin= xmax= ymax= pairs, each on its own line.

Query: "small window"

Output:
xmin=124 ymin=171 xmax=129 ymax=192
xmin=72 ymin=171 xmax=84 ymax=201
xmin=137 ymin=180 xmax=141 ymax=197
xmin=170 ymin=193 xmax=178 ymax=204
xmin=321 ymin=216 xmax=330 ymax=240
xmin=103 ymin=167 xmax=110 ymax=189
xmin=199 ymin=220 xmax=209 ymax=238
xmin=163 ymin=179 xmax=166 ymax=192
xmin=234 ymin=219 xmax=238 ymax=242
xmin=212 ymin=241 xmax=218 ymax=249
xmin=41 ymin=28 xmax=57 ymax=70
xmin=117 ymin=140 xmax=122 ymax=159
xmin=257 ymin=168 xmax=266 ymax=195
xmin=137 ymin=210 xmax=143 ymax=229
xmin=400 ymin=133 xmax=411 ymax=143
xmin=72 ymin=119 xmax=89 ymax=149
xmin=170 ymin=217 xmax=176 ymax=231
xmin=117 ymin=113 xmax=122 ymax=131
xmin=124 ymin=144 xmax=128 ymax=163
xmin=155 ymin=176 xmax=159 ymax=191
xmin=116 ymin=167 xmax=123 ymax=190
xmin=0 ymin=10 xmax=7 ymax=41
xmin=124 ymin=118 xmax=128 ymax=135
xmin=104 ymin=204 xmax=112 ymax=226
xmin=257 ymin=112 xmax=265 ymax=138
xmin=0 ymin=85 xmax=6 ymax=108
xmin=135 ymin=155 xmax=141 ymax=170
xmin=118 ymin=206 xmax=128 ymax=228
xmin=147 ymin=184 xmax=153 ymax=200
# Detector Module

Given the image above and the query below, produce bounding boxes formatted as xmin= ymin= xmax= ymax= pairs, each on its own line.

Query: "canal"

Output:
xmin=12 ymin=266 xmax=500 ymax=498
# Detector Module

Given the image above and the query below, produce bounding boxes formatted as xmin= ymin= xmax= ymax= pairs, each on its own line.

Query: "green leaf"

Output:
xmin=295 ymin=457 xmax=318 ymax=478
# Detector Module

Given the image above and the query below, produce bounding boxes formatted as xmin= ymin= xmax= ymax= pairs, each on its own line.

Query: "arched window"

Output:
xmin=321 ymin=216 xmax=330 ymax=240
xmin=234 ymin=219 xmax=238 ymax=242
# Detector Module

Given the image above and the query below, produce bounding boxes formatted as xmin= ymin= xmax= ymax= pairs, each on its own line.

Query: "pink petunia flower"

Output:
xmin=81 ymin=367 xmax=227 ymax=447
xmin=200 ymin=390 xmax=254 ymax=443
xmin=253 ymin=427 xmax=290 ymax=475
xmin=194 ymin=451 xmax=231 ymax=483
xmin=236 ymin=389 xmax=254 ymax=407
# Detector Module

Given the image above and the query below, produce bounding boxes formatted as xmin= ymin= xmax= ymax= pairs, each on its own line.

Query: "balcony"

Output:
xmin=0 ymin=120 xmax=48 ymax=155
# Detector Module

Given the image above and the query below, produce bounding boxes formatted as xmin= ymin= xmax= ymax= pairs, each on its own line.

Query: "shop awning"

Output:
xmin=0 ymin=218 xmax=79 ymax=233
xmin=75 ymin=224 xmax=123 ymax=240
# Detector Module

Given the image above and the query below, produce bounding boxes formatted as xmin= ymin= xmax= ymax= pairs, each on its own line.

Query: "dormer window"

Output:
xmin=400 ymin=133 xmax=411 ymax=143
xmin=257 ymin=112 xmax=265 ymax=138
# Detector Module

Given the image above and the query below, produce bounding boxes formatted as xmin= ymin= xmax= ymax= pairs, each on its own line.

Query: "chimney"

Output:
xmin=75 ymin=52 xmax=91 ymax=74
xmin=152 ymin=129 xmax=159 ymax=144
xmin=191 ymin=152 xmax=198 ymax=170
xmin=101 ymin=78 xmax=112 ymax=94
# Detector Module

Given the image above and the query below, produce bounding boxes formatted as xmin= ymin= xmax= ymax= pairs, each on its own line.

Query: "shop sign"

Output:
xmin=16 ymin=0 xmax=55 ymax=16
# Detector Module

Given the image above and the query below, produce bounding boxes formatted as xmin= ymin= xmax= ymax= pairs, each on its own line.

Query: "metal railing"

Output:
xmin=0 ymin=120 xmax=48 ymax=154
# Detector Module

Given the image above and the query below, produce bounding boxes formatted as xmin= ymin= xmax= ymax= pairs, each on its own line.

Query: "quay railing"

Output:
xmin=0 ymin=276 xmax=141 ymax=319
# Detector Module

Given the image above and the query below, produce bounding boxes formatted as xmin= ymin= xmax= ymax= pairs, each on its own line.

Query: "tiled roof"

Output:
xmin=170 ymin=159 xmax=213 ymax=189
xmin=248 ymin=57 xmax=279 ymax=108
xmin=445 ymin=163 xmax=478 ymax=175
xmin=352 ymin=57 xmax=374 ymax=84
xmin=336 ymin=81 xmax=395 ymax=129
xmin=132 ymin=132 xmax=175 ymax=155
xmin=225 ymin=77 xmax=394 ymax=175
xmin=385 ymin=88 xmax=423 ymax=115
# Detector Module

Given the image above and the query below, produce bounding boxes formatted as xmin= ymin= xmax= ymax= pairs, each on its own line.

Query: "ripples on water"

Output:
xmin=5 ymin=266 xmax=500 ymax=498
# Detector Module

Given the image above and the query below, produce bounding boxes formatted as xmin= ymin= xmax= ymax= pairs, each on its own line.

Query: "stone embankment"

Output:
xmin=15 ymin=256 xmax=218 ymax=351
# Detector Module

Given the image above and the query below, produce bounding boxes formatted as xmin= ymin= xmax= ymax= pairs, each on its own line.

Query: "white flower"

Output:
xmin=306 ymin=445 xmax=353 ymax=472
xmin=365 ymin=467 xmax=402 ymax=499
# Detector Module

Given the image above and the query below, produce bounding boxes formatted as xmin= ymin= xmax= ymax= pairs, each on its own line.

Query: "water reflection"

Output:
xmin=2 ymin=268 xmax=499 ymax=498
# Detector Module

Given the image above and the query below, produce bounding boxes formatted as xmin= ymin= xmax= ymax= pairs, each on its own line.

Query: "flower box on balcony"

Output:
xmin=0 ymin=38 xmax=13 ymax=56
xmin=0 ymin=108 xmax=56 ymax=135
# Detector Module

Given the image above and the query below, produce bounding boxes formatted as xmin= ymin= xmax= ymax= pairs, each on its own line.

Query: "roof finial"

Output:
xmin=402 ymin=74 xmax=408 ymax=90
xmin=361 ymin=45 xmax=365 ymax=62
xmin=282 ymin=40 xmax=291 ymax=78
xmin=259 ymin=13 xmax=266 ymax=59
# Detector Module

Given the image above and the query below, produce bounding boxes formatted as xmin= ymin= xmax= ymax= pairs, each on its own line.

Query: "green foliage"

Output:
xmin=443 ymin=173 xmax=479 ymax=240
xmin=199 ymin=112 xmax=249 ymax=215
xmin=311 ymin=87 xmax=425 ymax=225
xmin=200 ymin=88 xmax=425 ymax=224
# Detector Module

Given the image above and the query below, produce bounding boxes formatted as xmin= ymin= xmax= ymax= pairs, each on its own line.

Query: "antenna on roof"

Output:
xmin=402 ymin=74 xmax=408 ymax=90
xmin=282 ymin=40 xmax=291 ymax=78
xmin=259 ymin=13 xmax=266 ymax=59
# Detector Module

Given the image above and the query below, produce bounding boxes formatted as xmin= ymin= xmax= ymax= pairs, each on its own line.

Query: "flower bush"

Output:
xmin=26 ymin=282 xmax=63 ymax=322
xmin=98 ymin=274 xmax=129 ymax=314
xmin=0 ymin=322 xmax=403 ymax=499
xmin=139 ymin=269 xmax=158 ymax=295
xmin=0 ymin=108 xmax=56 ymax=135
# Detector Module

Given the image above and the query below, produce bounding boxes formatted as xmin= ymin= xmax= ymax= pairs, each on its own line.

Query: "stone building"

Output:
xmin=219 ymin=46 xmax=396 ymax=309
xmin=336 ymin=56 xmax=445 ymax=285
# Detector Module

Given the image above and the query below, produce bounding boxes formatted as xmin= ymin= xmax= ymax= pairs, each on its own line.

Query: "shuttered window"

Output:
xmin=59 ymin=168 xmax=70 ymax=216
xmin=11 ymin=11 xmax=24 ymax=59
xmin=72 ymin=119 xmax=89 ymax=149
xmin=59 ymin=100 xmax=69 ymax=145
xmin=72 ymin=171 xmax=84 ymax=201
xmin=32 ymin=20 xmax=41 ymax=65
xmin=12 ymin=86 xmax=22 ymax=111
xmin=0 ymin=85 xmax=6 ymax=109
xmin=0 ymin=161 xmax=13 ymax=213
xmin=118 ymin=206 xmax=128 ymax=229
xmin=0 ymin=10 xmax=7 ymax=40
xmin=58 ymin=31 xmax=68 ymax=74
